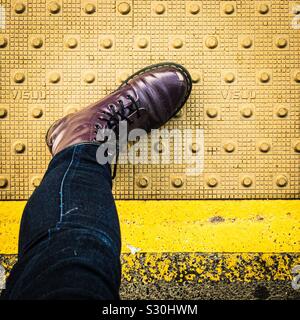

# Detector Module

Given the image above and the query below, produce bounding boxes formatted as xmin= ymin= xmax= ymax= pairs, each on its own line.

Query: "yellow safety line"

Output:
xmin=0 ymin=200 xmax=299 ymax=254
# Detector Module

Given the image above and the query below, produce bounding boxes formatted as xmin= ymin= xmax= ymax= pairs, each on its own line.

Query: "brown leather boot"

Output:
xmin=46 ymin=62 xmax=192 ymax=164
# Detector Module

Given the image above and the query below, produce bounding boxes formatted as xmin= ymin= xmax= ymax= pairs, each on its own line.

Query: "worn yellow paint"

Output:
xmin=1 ymin=252 xmax=299 ymax=284
xmin=0 ymin=200 xmax=299 ymax=254
xmin=121 ymin=253 xmax=300 ymax=283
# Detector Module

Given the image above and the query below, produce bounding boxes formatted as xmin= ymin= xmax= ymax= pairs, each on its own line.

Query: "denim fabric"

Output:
xmin=3 ymin=144 xmax=121 ymax=300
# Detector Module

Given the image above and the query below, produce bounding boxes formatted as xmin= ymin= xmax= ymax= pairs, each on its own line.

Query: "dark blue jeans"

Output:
xmin=3 ymin=144 xmax=121 ymax=299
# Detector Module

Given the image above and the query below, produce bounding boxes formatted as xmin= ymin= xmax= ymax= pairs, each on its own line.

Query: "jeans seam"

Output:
xmin=47 ymin=146 xmax=79 ymax=242
xmin=59 ymin=145 xmax=78 ymax=223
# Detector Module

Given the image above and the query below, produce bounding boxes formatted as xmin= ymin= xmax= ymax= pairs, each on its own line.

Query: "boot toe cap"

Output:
xmin=127 ymin=63 xmax=192 ymax=129
xmin=155 ymin=65 xmax=192 ymax=115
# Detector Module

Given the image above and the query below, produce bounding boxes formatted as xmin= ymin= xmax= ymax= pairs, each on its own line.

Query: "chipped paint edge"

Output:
xmin=1 ymin=253 xmax=300 ymax=285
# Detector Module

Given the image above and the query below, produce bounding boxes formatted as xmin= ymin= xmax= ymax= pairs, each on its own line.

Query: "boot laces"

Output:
xmin=94 ymin=94 xmax=142 ymax=179
xmin=95 ymin=94 xmax=141 ymax=131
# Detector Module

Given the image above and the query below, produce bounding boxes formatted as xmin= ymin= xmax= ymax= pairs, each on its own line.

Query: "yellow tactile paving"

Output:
xmin=0 ymin=0 xmax=300 ymax=200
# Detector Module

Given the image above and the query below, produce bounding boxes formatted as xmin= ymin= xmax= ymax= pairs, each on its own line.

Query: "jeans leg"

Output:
xmin=4 ymin=144 xmax=121 ymax=300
